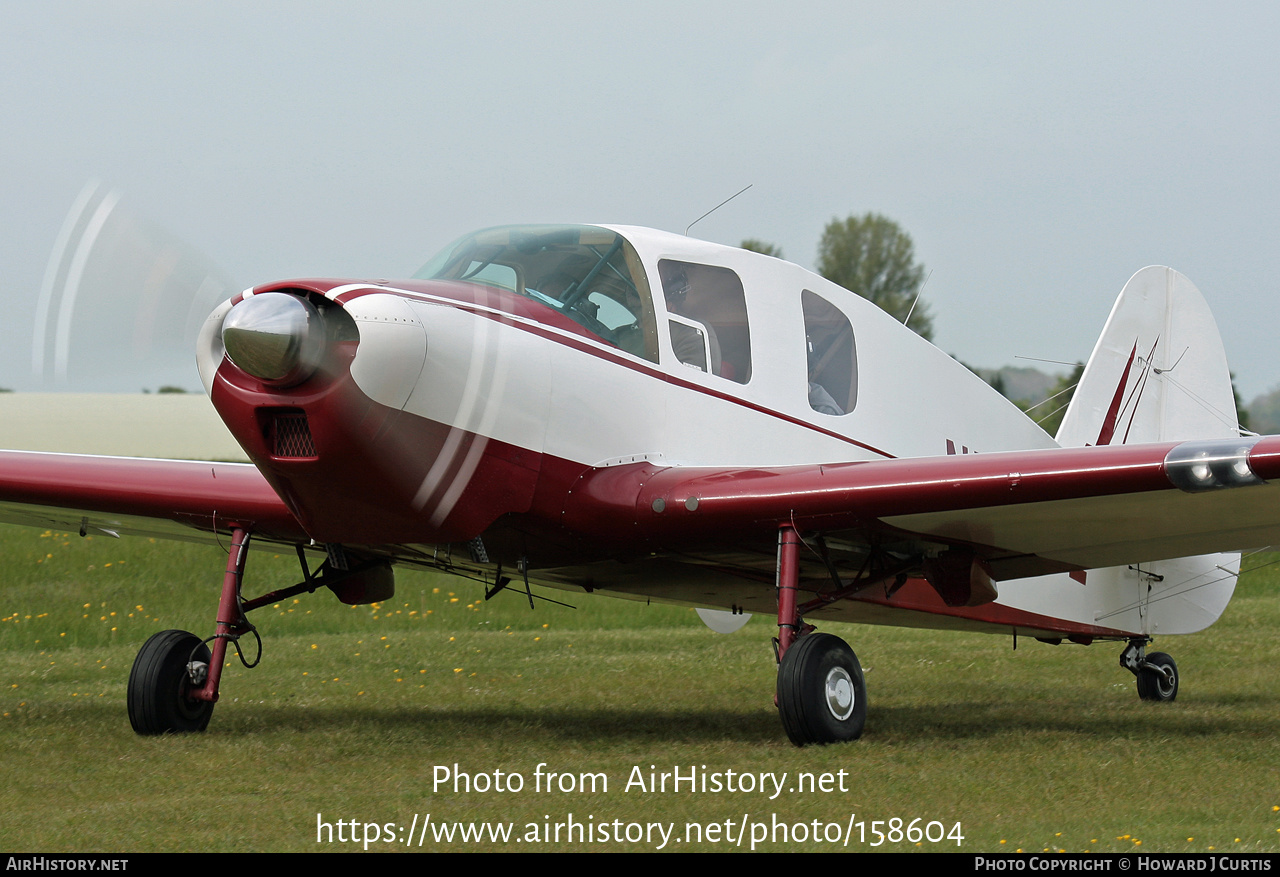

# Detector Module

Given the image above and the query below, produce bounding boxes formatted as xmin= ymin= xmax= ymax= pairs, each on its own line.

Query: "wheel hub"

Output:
xmin=824 ymin=667 xmax=855 ymax=720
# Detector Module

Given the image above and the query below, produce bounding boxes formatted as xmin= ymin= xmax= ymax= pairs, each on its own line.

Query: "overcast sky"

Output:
xmin=4 ymin=1 xmax=1280 ymax=400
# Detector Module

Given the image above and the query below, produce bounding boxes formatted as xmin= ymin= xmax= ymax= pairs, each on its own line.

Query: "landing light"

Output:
xmin=1164 ymin=438 xmax=1264 ymax=492
xmin=221 ymin=292 xmax=325 ymax=386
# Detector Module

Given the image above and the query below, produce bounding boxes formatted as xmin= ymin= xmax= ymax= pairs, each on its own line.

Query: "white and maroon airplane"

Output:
xmin=2 ymin=223 xmax=1277 ymax=745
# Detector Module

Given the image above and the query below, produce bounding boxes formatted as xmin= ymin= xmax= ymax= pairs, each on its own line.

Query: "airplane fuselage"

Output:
xmin=196 ymin=225 xmax=1237 ymax=645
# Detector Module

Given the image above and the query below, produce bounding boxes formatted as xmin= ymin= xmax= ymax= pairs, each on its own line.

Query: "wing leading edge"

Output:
xmin=562 ymin=435 xmax=1280 ymax=581
xmin=0 ymin=450 xmax=305 ymax=545
xmin=4 ymin=434 xmax=1275 ymax=582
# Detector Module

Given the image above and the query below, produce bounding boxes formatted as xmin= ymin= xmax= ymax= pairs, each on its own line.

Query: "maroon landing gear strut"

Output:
xmin=127 ymin=527 xmax=255 ymax=734
xmin=772 ymin=524 xmax=868 ymax=746
xmin=126 ymin=527 xmax=392 ymax=734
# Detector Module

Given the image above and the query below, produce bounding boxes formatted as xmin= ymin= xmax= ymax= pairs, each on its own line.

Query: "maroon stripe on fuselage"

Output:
xmin=330 ymin=282 xmax=898 ymax=461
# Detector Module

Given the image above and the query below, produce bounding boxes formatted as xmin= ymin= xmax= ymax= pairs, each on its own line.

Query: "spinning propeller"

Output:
xmin=34 ymin=180 xmax=237 ymax=391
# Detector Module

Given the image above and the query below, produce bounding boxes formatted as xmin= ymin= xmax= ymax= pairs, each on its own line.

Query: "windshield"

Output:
xmin=415 ymin=225 xmax=659 ymax=362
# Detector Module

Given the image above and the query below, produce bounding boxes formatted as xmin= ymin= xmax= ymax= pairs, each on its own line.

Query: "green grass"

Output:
xmin=2 ymin=523 xmax=1279 ymax=852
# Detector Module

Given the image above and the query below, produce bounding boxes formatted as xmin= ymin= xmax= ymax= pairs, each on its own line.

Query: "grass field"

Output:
xmin=1 ymin=522 xmax=1278 ymax=853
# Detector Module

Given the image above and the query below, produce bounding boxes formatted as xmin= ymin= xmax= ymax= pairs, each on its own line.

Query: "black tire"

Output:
xmin=127 ymin=630 xmax=215 ymax=734
xmin=776 ymin=632 xmax=866 ymax=746
xmin=1135 ymin=651 xmax=1178 ymax=702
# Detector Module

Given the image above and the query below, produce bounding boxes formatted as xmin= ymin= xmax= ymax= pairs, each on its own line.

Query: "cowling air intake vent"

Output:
xmin=267 ymin=409 xmax=317 ymax=458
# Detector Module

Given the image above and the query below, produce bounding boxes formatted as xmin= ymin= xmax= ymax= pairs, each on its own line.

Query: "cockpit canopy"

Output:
xmin=415 ymin=224 xmax=659 ymax=362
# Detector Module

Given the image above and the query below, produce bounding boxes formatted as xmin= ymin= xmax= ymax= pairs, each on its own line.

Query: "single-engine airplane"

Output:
xmin=2 ymin=223 xmax=1277 ymax=745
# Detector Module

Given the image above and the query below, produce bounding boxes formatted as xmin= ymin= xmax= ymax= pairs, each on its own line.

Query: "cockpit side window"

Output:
xmin=658 ymin=259 xmax=751 ymax=384
xmin=415 ymin=225 xmax=659 ymax=362
xmin=802 ymin=289 xmax=857 ymax=415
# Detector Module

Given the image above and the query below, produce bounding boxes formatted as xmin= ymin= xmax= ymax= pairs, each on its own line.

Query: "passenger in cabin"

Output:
xmin=808 ymin=382 xmax=844 ymax=416
xmin=661 ymin=262 xmax=722 ymax=375
xmin=806 ymin=336 xmax=844 ymax=415
xmin=801 ymin=290 xmax=855 ymax=415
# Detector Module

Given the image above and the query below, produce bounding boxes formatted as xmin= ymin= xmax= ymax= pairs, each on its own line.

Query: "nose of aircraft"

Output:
xmin=204 ymin=280 xmax=547 ymax=548
xmin=220 ymin=292 xmax=326 ymax=386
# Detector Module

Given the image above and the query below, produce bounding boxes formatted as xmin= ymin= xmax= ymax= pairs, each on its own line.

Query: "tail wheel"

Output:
xmin=128 ymin=629 xmax=215 ymax=734
xmin=1135 ymin=651 xmax=1179 ymax=702
xmin=777 ymin=632 xmax=866 ymax=746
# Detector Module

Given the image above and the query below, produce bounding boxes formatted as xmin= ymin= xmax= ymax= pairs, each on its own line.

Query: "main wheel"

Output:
xmin=127 ymin=629 xmax=215 ymax=734
xmin=776 ymin=632 xmax=866 ymax=745
xmin=1135 ymin=651 xmax=1178 ymax=702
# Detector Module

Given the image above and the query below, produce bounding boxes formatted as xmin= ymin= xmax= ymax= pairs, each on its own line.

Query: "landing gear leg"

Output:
xmin=126 ymin=529 xmax=394 ymax=734
xmin=127 ymin=527 xmax=254 ymax=735
xmin=1120 ymin=639 xmax=1179 ymax=702
xmin=772 ymin=525 xmax=867 ymax=745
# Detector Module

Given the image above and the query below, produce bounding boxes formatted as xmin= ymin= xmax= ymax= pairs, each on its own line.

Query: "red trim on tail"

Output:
xmin=1096 ymin=342 xmax=1138 ymax=446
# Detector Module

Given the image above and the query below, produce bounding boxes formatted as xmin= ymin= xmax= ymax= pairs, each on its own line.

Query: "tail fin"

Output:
xmin=1056 ymin=266 xmax=1241 ymax=636
xmin=1056 ymin=266 xmax=1240 ymax=448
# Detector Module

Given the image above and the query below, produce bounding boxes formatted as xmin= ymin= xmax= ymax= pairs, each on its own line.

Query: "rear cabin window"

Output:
xmin=658 ymin=259 xmax=751 ymax=384
xmin=415 ymin=225 xmax=659 ymax=362
xmin=802 ymin=289 xmax=857 ymax=415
